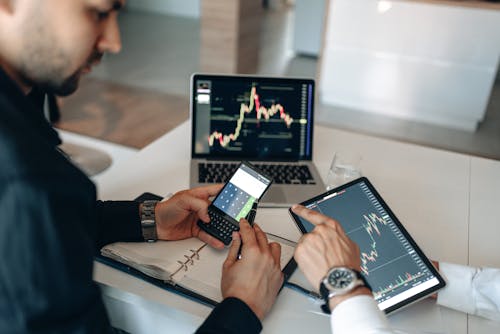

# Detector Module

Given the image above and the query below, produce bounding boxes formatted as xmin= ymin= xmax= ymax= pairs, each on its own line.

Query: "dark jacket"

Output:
xmin=0 ymin=68 xmax=261 ymax=334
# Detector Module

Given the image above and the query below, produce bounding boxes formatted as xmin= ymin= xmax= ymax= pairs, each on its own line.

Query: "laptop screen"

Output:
xmin=191 ymin=74 xmax=315 ymax=161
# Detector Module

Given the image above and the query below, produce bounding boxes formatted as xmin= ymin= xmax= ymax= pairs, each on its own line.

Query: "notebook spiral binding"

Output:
xmin=170 ymin=243 xmax=207 ymax=278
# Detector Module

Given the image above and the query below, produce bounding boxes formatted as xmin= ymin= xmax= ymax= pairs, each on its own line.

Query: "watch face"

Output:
xmin=328 ymin=268 xmax=355 ymax=289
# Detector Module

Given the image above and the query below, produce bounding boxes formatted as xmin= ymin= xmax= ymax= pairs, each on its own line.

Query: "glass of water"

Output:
xmin=325 ymin=152 xmax=362 ymax=190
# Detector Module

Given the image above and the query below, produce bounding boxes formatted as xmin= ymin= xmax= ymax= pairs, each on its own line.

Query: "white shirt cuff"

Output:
xmin=331 ymin=295 xmax=393 ymax=334
xmin=437 ymin=262 xmax=500 ymax=321
xmin=437 ymin=262 xmax=476 ymax=315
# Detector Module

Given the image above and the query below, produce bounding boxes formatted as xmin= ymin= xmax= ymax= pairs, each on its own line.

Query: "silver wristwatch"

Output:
xmin=319 ymin=267 xmax=370 ymax=313
xmin=141 ymin=200 xmax=159 ymax=242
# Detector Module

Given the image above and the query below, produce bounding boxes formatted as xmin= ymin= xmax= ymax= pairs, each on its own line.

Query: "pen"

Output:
xmin=246 ymin=201 xmax=258 ymax=225
xmin=237 ymin=201 xmax=258 ymax=260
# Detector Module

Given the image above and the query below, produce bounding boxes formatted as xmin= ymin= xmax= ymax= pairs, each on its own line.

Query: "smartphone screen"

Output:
xmin=211 ymin=162 xmax=272 ymax=224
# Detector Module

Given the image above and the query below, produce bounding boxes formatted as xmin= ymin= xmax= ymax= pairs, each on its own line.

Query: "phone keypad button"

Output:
xmin=205 ymin=209 xmax=239 ymax=245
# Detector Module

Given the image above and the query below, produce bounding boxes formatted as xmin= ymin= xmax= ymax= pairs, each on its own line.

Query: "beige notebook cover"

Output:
xmin=101 ymin=234 xmax=296 ymax=303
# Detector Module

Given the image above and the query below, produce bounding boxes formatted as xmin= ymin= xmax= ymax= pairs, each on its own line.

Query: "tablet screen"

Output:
xmin=289 ymin=177 xmax=445 ymax=313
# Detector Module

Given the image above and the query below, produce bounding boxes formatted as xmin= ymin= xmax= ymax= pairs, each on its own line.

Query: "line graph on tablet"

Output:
xmin=357 ymin=212 xmax=389 ymax=275
xmin=302 ymin=182 xmax=439 ymax=304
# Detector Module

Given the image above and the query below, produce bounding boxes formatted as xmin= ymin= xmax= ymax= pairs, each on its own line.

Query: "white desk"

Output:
xmin=95 ymin=121 xmax=500 ymax=333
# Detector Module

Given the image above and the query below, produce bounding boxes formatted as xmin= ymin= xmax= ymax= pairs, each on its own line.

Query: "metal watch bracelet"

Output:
xmin=141 ymin=200 xmax=159 ymax=242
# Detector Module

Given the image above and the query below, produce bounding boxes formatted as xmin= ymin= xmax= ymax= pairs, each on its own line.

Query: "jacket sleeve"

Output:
xmin=94 ymin=200 xmax=143 ymax=249
xmin=0 ymin=175 xmax=114 ymax=333
xmin=196 ymin=297 xmax=262 ymax=334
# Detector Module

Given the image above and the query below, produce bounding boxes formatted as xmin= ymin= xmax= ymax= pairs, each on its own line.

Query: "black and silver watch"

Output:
xmin=319 ymin=267 xmax=371 ymax=314
xmin=141 ymin=200 xmax=159 ymax=242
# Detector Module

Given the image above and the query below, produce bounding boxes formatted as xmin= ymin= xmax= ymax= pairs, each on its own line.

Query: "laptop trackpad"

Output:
xmin=262 ymin=186 xmax=287 ymax=204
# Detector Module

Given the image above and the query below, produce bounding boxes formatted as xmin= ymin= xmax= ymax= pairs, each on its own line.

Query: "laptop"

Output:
xmin=189 ymin=73 xmax=325 ymax=207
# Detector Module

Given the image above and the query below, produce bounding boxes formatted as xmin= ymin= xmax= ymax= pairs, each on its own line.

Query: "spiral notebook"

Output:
xmin=99 ymin=235 xmax=297 ymax=306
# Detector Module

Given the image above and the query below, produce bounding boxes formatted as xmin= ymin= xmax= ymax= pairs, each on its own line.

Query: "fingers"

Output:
xmin=239 ymin=219 xmax=258 ymax=249
xmin=291 ymin=204 xmax=329 ymax=226
xmin=184 ymin=185 xmax=223 ymax=222
xmin=269 ymin=242 xmax=282 ymax=267
xmin=239 ymin=221 xmax=278 ymax=262
xmin=220 ymin=223 xmax=283 ymax=321
xmin=188 ymin=184 xmax=223 ymax=199
xmin=223 ymin=231 xmax=241 ymax=269
xmin=169 ymin=192 xmax=212 ymax=222
xmin=198 ymin=229 xmax=225 ymax=250
xmin=291 ymin=204 xmax=345 ymax=234
xmin=253 ymin=224 xmax=270 ymax=251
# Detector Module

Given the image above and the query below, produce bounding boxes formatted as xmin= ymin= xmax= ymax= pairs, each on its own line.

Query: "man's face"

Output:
xmin=13 ymin=0 xmax=124 ymax=96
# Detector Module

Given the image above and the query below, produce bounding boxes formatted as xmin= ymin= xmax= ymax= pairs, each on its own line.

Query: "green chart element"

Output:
xmin=235 ymin=196 xmax=256 ymax=221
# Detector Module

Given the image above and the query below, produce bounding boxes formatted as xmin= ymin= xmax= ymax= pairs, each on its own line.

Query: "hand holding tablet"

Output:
xmin=292 ymin=204 xmax=363 ymax=288
xmin=289 ymin=177 xmax=445 ymax=314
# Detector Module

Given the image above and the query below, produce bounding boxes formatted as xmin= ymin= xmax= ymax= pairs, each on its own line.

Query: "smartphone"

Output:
xmin=197 ymin=161 xmax=273 ymax=245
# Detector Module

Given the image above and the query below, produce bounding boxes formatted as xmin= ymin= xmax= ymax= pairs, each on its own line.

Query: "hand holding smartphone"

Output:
xmin=197 ymin=161 xmax=272 ymax=245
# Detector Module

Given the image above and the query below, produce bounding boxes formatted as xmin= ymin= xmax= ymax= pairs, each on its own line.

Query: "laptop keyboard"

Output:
xmin=198 ymin=163 xmax=316 ymax=185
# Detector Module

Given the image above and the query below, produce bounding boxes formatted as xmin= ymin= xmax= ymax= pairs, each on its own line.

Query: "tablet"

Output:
xmin=289 ymin=177 xmax=446 ymax=314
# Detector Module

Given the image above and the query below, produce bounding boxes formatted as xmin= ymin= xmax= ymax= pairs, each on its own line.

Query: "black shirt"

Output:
xmin=0 ymin=69 xmax=261 ymax=333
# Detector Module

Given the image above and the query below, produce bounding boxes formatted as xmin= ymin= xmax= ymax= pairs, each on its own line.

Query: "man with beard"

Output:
xmin=0 ymin=1 xmax=283 ymax=333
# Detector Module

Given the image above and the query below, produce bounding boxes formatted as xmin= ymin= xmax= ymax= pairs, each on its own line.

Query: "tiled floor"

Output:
xmin=62 ymin=6 xmax=500 ymax=160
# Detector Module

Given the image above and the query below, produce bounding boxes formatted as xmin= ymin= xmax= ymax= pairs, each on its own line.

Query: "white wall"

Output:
xmin=127 ymin=0 xmax=200 ymax=18
xmin=319 ymin=0 xmax=500 ymax=131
